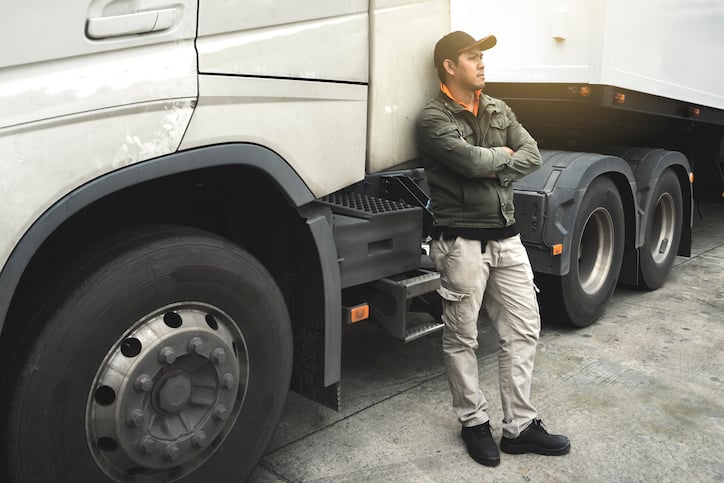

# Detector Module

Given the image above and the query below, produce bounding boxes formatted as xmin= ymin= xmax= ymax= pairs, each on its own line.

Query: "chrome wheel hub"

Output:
xmin=578 ymin=207 xmax=615 ymax=295
xmin=86 ymin=303 xmax=248 ymax=481
xmin=650 ymin=192 xmax=675 ymax=264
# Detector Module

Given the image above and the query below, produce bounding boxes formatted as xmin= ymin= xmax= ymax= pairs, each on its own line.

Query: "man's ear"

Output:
xmin=443 ymin=58 xmax=456 ymax=77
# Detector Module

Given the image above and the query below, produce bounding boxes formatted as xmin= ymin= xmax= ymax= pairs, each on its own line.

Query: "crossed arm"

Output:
xmin=417 ymin=102 xmax=541 ymax=185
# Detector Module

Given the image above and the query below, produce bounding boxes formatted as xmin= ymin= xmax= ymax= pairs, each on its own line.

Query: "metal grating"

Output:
xmin=321 ymin=192 xmax=415 ymax=214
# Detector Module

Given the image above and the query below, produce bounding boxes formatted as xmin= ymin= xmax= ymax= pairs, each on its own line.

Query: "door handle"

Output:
xmin=86 ymin=8 xmax=178 ymax=39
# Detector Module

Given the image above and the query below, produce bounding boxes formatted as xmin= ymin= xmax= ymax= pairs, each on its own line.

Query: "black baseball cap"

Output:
xmin=434 ymin=31 xmax=497 ymax=69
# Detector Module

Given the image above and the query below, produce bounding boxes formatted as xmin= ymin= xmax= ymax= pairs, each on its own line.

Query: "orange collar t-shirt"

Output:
xmin=440 ymin=83 xmax=481 ymax=116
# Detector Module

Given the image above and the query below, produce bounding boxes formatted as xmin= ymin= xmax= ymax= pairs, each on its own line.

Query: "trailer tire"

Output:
xmin=639 ymin=169 xmax=683 ymax=289
xmin=541 ymin=177 xmax=625 ymax=327
xmin=5 ymin=226 xmax=292 ymax=482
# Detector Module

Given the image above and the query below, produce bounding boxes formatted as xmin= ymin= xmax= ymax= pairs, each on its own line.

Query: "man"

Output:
xmin=416 ymin=31 xmax=570 ymax=467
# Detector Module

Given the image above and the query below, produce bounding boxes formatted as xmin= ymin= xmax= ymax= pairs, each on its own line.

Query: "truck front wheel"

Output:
xmin=639 ymin=169 xmax=683 ymax=289
xmin=540 ymin=177 xmax=625 ymax=327
xmin=5 ymin=226 xmax=292 ymax=482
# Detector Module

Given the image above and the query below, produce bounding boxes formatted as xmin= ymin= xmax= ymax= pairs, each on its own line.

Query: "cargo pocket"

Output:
xmin=437 ymin=285 xmax=477 ymax=336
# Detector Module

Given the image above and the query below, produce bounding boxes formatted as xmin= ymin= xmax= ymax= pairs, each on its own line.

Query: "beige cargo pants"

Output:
xmin=430 ymin=234 xmax=540 ymax=438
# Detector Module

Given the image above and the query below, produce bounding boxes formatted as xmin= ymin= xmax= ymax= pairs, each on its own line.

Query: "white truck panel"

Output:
xmin=0 ymin=100 xmax=194 ymax=266
xmin=600 ymin=0 xmax=724 ymax=110
xmin=179 ymin=76 xmax=368 ymax=198
xmin=452 ymin=0 xmax=724 ymax=109
xmin=0 ymin=43 xmax=197 ymax=129
xmin=451 ymin=0 xmax=600 ymax=84
xmin=0 ymin=0 xmax=197 ymax=69
xmin=197 ymin=0 xmax=369 ymax=83
xmin=366 ymin=0 xmax=450 ymax=173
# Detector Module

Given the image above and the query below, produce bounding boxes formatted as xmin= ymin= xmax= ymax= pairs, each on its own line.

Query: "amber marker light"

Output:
xmin=612 ymin=92 xmax=626 ymax=105
xmin=567 ymin=86 xmax=592 ymax=97
xmin=552 ymin=244 xmax=563 ymax=256
xmin=689 ymin=172 xmax=695 ymax=184
xmin=349 ymin=304 xmax=369 ymax=323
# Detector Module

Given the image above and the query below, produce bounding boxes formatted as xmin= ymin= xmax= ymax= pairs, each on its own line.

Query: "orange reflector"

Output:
xmin=567 ymin=86 xmax=592 ymax=97
xmin=689 ymin=172 xmax=695 ymax=184
xmin=552 ymin=244 xmax=563 ymax=256
xmin=612 ymin=92 xmax=626 ymax=105
xmin=349 ymin=304 xmax=369 ymax=323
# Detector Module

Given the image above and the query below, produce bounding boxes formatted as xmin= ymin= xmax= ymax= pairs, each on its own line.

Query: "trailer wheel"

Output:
xmin=5 ymin=226 xmax=292 ymax=482
xmin=639 ymin=169 xmax=683 ymax=289
xmin=541 ymin=177 xmax=625 ymax=327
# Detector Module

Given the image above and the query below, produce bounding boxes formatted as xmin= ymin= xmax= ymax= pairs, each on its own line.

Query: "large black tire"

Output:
xmin=5 ymin=226 xmax=292 ymax=482
xmin=639 ymin=169 xmax=683 ymax=290
xmin=540 ymin=177 xmax=625 ymax=327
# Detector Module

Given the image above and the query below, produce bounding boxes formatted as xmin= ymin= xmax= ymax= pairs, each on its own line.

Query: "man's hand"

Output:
xmin=483 ymin=146 xmax=514 ymax=179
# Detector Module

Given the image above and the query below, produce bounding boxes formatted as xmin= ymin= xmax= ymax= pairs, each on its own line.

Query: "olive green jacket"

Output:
xmin=417 ymin=91 xmax=541 ymax=229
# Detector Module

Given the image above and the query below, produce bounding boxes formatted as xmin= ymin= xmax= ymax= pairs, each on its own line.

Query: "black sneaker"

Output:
xmin=461 ymin=421 xmax=500 ymax=467
xmin=500 ymin=419 xmax=570 ymax=456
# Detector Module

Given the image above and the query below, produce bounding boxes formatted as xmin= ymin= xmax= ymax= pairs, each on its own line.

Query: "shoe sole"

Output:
xmin=469 ymin=453 xmax=501 ymax=467
xmin=500 ymin=442 xmax=571 ymax=456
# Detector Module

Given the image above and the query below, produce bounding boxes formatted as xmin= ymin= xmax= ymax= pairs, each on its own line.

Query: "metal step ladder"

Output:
xmin=368 ymin=269 xmax=443 ymax=343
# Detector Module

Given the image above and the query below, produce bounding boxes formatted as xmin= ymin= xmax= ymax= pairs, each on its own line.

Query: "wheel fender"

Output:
xmin=603 ymin=148 xmax=692 ymax=252
xmin=0 ymin=144 xmax=315 ymax=330
xmin=516 ymin=150 xmax=637 ymax=276
xmin=1 ymin=142 xmax=345 ymax=408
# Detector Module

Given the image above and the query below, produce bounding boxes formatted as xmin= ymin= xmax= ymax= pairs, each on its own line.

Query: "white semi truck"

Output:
xmin=0 ymin=0 xmax=721 ymax=481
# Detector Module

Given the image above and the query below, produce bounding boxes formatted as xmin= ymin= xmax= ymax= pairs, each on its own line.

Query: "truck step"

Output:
xmin=320 ymin=192 xmax=423 ymax=288
xmin=366 ymin=269 xmax=442 ymax=342
xmin=404 ymin=320 xmax=444 ymax=343
xmin=372 ymin=269 xmax=440 ymax=300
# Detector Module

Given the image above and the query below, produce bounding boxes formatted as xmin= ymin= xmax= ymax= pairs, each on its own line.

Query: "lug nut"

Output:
xmin=126 ymin=409 xmax=145 ymax=427
xmin=213 ymin=404 xmax=228 ymax=420
xmin=191 ymin=431 xmax=209 ymax=448
xmin=188 ymin=337 xmax=204 ymax=354
xmin=138 ymin=436 xmax=156 ymax=454
xmin=159 ymin=347 xmax=177 ymax=365
xmin=211 ymin=348 xmax=226 ymax=364
xmin=135 ymin=374 xmax=153 ymax=392
xmin=164 ymin=443 xmax=181 ymax=461
xmin=220 ymin=373 xmax=234 ymax=389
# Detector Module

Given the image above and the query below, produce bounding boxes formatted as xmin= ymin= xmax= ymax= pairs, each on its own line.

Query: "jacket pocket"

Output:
xmin=487 ymin=110 xmax=511 ymax=146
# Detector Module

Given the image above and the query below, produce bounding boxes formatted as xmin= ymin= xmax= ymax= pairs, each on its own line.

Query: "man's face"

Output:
xmin=448 ymin=48 xmax=485 ymax=91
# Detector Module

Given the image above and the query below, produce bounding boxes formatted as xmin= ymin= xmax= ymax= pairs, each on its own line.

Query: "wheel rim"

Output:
xmin=649 ymin=192 xmax=675 ymax=264
xmin=577 ymin=207 xmax=615 ymax=295
xmin=86 ymin=302 xmax=248 ymax=481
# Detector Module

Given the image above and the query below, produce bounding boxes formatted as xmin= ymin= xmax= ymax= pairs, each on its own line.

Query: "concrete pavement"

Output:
xmin=250 ymin=202 xmax=724 ymax=482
